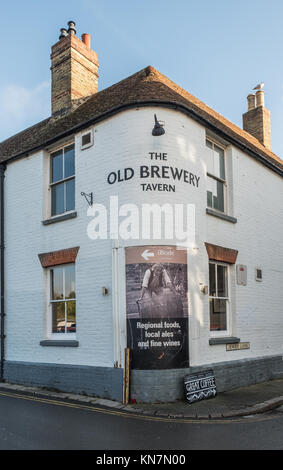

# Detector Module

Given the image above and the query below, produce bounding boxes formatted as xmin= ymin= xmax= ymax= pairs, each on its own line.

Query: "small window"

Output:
xmin=50 ymin=144 xmax=75 ymax=216
xmin=50 ymin=264 xmax=76 ymax=334
xmin=206 ymin=140 xmax=226 ymax=213
xmin=255 ymin=268 xmax=263 ymax=282
xmin=81 ymin=130 xmax=93 ymax=150
xmin=209 ymin=262 xmax=229 ymax=332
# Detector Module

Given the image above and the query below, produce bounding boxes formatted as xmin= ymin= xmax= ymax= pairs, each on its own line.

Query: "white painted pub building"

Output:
xmin=0 ymin=23 xmax=282 ymax=402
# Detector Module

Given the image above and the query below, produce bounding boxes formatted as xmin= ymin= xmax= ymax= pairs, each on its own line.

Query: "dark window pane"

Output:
xmin=207 ymin=175 xmax=217 ymax=207
xmin=64 ymin=145 xmax=75 ymax=178
xmin=65 ymin=265 xmax=76 ymax=299
xmin=256 ymin=269 xmax=262 ymax=280
xmin=52 ymin=302 xmax=65 ymax=333
xmin=206 ymin=141 xmax=214 ymax=175
xmin=210 ymin=298 xmax=227 ymax=331
xmin=213 ymin=181 xmax=224 ymax=212
xmin=65 ymin=179 xmax=75 ymax=212
xmin=217 ymin=265 xmax=228 ymax=297
xmin=207 ymin=191 xmax=213 ymax=208
xmin=209 ymin=263 xmax=216 ymax=296
xmin=51 ymin=151 xmax=63 ymax=183
xmin=51 ymin=182 xmax=64 ymax=216
xmin=214 ymin=145 xmax=225 ymax=179
xmin=66 ymin=301 xmax=76 ymax=333
xmin=51 ymin=267 xmax=64 ymax=300
xmin=82 ymin=133 xmax=91 ymax=146
xmin=219 ymin=153 xmax=225 ymax=180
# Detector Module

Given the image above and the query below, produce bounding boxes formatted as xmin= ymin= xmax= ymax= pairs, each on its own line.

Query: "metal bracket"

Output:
xmin=81 ymin=192 xmax=94 ymax=206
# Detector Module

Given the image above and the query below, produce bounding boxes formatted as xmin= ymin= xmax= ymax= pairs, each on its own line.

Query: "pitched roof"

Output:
xmin=0 ymin=66 xmax=282 ymax=174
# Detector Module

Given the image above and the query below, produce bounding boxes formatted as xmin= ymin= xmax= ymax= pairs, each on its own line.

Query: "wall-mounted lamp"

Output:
xmin=152 ymin=114 xmax=165 ymax=136
xmin=102 ymin=287 xmax=109 ymax=296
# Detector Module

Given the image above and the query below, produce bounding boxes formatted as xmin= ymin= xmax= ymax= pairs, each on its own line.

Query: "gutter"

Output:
xmin=2 ymin=100 xmax=283 ymax=177
xmin=0 ymin=164 xmax=5 ymax=382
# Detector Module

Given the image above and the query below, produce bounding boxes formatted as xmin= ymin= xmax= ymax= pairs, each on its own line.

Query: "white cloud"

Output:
xmin=0 ymin=81 xmax=51 ymax=141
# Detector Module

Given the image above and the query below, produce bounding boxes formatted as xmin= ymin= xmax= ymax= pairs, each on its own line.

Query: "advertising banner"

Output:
xmin=125 ymin=246 xmax=189 ymax=370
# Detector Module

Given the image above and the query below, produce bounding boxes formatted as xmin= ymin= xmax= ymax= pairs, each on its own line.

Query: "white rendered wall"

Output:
xmin=4 ymin=107 xmax=283 ymax=370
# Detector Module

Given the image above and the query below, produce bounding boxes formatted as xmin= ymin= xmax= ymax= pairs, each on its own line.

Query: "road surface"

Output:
xmin=0 ymin=389 xmax=282 ymax=451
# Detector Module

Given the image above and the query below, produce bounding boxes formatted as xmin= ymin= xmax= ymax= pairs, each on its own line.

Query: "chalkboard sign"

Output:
xmin=184 ymin=370 xmax=217 ymax=404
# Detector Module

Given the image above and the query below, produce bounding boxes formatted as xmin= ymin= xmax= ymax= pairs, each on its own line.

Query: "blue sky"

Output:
xmin=1 ymin=0 xmax=283 ymax=159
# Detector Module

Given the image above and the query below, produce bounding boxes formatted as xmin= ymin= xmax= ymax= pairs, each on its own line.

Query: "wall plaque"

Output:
xmin=226 ymin=342 xmax=250 ymax=351
xmin=184 ymin=370 xmax=217 ymax=404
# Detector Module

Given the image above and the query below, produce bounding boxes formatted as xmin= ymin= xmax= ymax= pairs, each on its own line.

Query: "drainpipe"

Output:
xmin=0 ymin=164 xmax=5 ymax=382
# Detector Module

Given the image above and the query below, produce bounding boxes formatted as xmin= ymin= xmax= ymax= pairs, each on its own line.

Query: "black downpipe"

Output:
xmin=0 ymin=164 xmax=5 ymax=382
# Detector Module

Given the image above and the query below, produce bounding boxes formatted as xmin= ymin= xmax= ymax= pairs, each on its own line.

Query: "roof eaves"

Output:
xmin=2 ymin=99 xmax=283 ymax=176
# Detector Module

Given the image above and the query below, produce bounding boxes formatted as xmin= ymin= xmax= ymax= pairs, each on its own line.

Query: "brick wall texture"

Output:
xmin=243 ymin=106 xmax=271 ymax=150
xmin=38 ymin=247 xmax=80 ymax=268
xmin=51 ymin=34 xmax=99 ymax=115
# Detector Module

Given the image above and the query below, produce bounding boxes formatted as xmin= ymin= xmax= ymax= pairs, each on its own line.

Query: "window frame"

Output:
xmin=209 ymin=261 xmax=231 ymax=337
xmin=206 ymin=139 xmax=227 ymax=214
xmin=81 ymin=129 xmax=94 ymax=150
xmin=47 ymin=263 xmax=77 ymax=340
xmin=49 ymin=143 xmax=75 ymax=217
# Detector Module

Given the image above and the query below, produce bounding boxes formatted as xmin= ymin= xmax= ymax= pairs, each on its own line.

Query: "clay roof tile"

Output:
xmin=0 ymin=66 xmax=282 ymax=173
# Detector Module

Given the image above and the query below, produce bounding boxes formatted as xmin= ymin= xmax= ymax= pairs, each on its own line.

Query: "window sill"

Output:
xmin=42 ymin=211 xmax=77 ymax=225
xmin=40 ymin=340 xmax=79 ymax=347
xmin=206 ymin=208 xmax=237 ymax=224
xmin=209 ymin=337 xmax=240 ymax=346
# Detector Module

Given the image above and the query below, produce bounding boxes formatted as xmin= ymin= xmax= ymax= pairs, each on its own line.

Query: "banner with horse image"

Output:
xmin=125 ymin=246 xmax=189 ymax=370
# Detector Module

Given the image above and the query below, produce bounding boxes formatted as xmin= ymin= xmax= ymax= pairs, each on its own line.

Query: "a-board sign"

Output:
xmin=184 ymin=370 xmax=217 ymax=404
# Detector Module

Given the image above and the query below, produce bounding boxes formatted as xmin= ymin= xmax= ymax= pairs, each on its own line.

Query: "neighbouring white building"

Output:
xmin=0 ymin=22 xmax=282 ymax=402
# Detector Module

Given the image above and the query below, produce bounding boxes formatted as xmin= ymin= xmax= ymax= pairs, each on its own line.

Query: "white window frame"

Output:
xmin=209 ymin=261 xmax=231 ymax=337
xmin=49 ymin=142 xmax=75 ymax=218
xmin=206 ymin=139 xmax=227 ymax=214
xmin=47 ymin=263 xmax=76 ymax=340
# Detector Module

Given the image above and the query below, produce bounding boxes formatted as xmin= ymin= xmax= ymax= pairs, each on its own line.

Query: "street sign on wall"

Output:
xmin=226 ymin=342 xmax=250 ymax=351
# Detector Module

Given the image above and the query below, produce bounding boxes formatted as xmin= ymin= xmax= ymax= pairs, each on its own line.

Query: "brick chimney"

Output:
xmin=51 ymin=21 xmax=99 ymax=116
xmin=242 ymin=88 xmax=271 ymax=150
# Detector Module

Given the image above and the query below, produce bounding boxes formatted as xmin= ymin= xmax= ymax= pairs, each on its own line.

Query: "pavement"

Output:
xmin=0 ymin=378 xmax=283 ymax=420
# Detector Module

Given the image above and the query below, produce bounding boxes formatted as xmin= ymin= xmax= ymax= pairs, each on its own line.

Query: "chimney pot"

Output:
xmin=256 ymin=89 xmax=265 ymax=107
xmin=247 ymin=94 xmax=256 ymax=111
xmin=67 ymin=21 xmax=76 ymax=35
xmin=59 ymin=28 xmax=68 ymax=40
xmin=82 ymin=33 xmax=91 ymax=48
